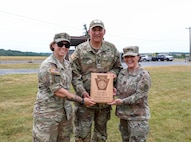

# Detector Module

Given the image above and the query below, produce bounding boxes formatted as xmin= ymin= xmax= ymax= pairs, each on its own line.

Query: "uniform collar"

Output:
xmin=87 ymin=40 xmax=108 ymax=52
xmin=127 ymin=65 xmax=141 ymax=76
xmin=50 ymin=54 xmax=67 ymax=69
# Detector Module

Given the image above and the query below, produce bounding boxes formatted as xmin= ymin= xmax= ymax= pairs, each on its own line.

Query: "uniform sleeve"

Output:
xmin=109 ymin=49 xmax=123 ymax=87
xmin=70 ymin=48 xmax=86 ymax=97
xmin=122 ymin=70 xmax=151 ymax=104
xmin=110 ymin=49 xmax=122 ymax=75
xmin=38 ymin=63 xmax=62 ymax=96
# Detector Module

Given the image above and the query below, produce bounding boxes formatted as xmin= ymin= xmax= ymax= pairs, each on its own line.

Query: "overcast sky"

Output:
xmin=0 ymin=0 xmax=191 ymax=53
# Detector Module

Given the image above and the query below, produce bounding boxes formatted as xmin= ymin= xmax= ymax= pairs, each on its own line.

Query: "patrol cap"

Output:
xmin=89 ymin=19 xmax=105 ymax=29
xmin=123 ymin=46 xmax=139 ymax=57
xmin=50 ymin=32 xmax=71 ymax=51
xmin=53 ymin=32 xmax=71 ymax=44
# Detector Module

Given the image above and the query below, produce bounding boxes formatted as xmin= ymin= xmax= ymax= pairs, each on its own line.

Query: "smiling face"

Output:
xmin=88 ymin=26 xmax=105 ymax=43
xmin=123 ymin=55 xmax=140 ymax=70
xmin=52 ymin=41 xmax=70 ymax=59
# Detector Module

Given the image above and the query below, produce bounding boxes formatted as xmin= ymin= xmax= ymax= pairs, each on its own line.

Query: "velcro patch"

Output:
xmin=50 ymin=67 xmax=60 ymax=75
xmin=70 ymin=52 xmax=77 ymax=61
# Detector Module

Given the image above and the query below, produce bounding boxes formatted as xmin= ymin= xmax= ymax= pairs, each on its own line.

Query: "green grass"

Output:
xmin=0 ymin=56 xmax=46 ymax=69
xmin=0 ymin=63 xmax=40 ymax=69
xmin=0 ymin=56 xmax=47 ymax=60
xmin=0 ymin=65 xmax=191 ymax=142
xmin=0 ymin=74 xmax=37 ymax=142
xmin=146 ymin=66 xmax=191 ymax=142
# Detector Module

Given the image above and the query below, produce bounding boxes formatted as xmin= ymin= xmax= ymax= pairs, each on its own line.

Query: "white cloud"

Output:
xmin=0 ymin=0 xmax=191 ymax=53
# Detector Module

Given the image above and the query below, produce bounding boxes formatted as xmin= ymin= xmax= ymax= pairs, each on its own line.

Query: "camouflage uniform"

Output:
xmin=116 ymin=66 xmax=151 ymax=142
xmin=70 ymin=40 xmax=121 ymax=142
xmin=32 ymin=54 xmax=73 ymax=142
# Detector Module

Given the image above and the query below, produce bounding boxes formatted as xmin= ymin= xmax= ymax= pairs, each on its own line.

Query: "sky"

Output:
xmin=0 ymin=0 xmax=191 ymax=54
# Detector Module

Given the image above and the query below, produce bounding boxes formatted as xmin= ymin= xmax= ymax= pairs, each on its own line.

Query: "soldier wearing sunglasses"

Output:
xmin=32 ymin=32 xmax=95 ymax=142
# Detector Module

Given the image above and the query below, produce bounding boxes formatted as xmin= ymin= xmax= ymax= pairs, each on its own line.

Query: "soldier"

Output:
xmin=32 ymin=32 xmax=95 ymax=142
xmin=70 ymin=19 xmax=122 ymax=142
xmin=109 ymin=46 xmax=151 ymax=142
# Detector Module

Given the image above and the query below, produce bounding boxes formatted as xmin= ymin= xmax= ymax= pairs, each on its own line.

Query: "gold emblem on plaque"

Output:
xmin=95 ymin=75 xmax=109 ymax=90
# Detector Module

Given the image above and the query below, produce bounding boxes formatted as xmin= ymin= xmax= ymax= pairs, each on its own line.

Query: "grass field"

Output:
xmin=0 ymin=56 xmax=46 ymax=69
xmin=0 ymin=56 xmax=47 ymax=61
xmin=0 ymin=60 xmax=191 ymax=141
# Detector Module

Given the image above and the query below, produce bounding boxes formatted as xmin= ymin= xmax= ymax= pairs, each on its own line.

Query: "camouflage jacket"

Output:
xmin=116 ymin=66 xmax=151 ymax=120
xmin=33 ymin=54 xmax=72 ymax=120
xmin=70 ymin=40 xmax=122 ymax=108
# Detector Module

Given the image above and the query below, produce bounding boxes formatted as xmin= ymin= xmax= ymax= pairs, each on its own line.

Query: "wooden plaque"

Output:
xmin=90 ymin=73 xmax=113 ymax=103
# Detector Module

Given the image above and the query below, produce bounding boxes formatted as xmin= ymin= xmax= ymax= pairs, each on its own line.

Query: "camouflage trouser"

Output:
xmin=74 ymin=106 xmax=111 ymax=142
xmin=119 ymin=119 xmax=149 ymax=142
xmin=32 ymin=111 xmax=73 ymax=142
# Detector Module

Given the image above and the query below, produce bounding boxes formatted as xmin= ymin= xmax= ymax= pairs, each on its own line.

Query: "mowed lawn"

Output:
xmin=0 ymin=65 xmax=191 ymax=142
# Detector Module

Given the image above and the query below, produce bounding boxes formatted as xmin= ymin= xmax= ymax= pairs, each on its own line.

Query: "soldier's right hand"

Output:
xmin=108 ymin=98 xmax=123 ymax=105
xmin=84 ymin=98 xmax=95 ymax=107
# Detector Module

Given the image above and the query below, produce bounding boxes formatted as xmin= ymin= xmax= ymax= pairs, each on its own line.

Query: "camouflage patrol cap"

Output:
xmin=50 ymin=32 xmax=71 ymax=51
xmin=123 ymin=46 xmax=139 ymax=57
xmin=54 ymin=32 xmax=71 ymax=44
xmin=89 ymin=19 xmax=105 ymax=29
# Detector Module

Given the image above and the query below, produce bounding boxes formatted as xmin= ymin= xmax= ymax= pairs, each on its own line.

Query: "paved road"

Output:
xmin=0 ymin=61 xmax=190 ymax=75
xmin=122 ymin=61 xmax=191 ymax=68
xmin=0 ymin=69 xmax=39 ymax=75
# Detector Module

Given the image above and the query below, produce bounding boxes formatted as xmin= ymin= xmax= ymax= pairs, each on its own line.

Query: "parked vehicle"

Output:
xmin=140 ymin=55 xmax=151 ymax=62
xmin=163 ymin=54 xmax=174 ymax=61
xmin=151 ymin=54 xmax=174 ymax=61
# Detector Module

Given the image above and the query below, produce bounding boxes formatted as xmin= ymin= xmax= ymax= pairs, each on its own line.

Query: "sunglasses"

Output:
xmin=56 ymin=42 xmax=70 ymax=48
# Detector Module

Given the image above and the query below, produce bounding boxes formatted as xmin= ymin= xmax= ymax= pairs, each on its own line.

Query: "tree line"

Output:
xmin=0 ymin=48 xmax=189 ymax=59
xmin=0 ymin=49 xmax=50 ymax=56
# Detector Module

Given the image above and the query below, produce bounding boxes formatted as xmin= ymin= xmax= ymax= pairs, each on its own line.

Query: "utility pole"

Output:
xmin=83 ymin=24 xmax=88 ymax=36
xmin=186 ymin=27 xmax=191 ymax=61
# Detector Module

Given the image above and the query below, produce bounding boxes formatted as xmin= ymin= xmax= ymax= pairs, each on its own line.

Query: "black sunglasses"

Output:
xmin=56 ymin=42 xmax=70 ymax=48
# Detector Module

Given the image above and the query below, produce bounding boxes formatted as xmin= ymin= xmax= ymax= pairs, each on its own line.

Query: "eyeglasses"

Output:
xmin=56 ymin=42 xmax=70 ymax=48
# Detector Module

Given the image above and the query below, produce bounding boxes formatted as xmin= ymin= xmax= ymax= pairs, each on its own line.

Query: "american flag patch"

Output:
xmin=50 ymin=67 xmax=60 ymax=75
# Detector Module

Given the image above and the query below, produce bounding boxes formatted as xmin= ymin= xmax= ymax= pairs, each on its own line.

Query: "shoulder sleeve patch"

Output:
xmin=50 ymin=67 xmax=60 ymax=75
xmin=70 ymin=52 xmax=77 ymax=61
